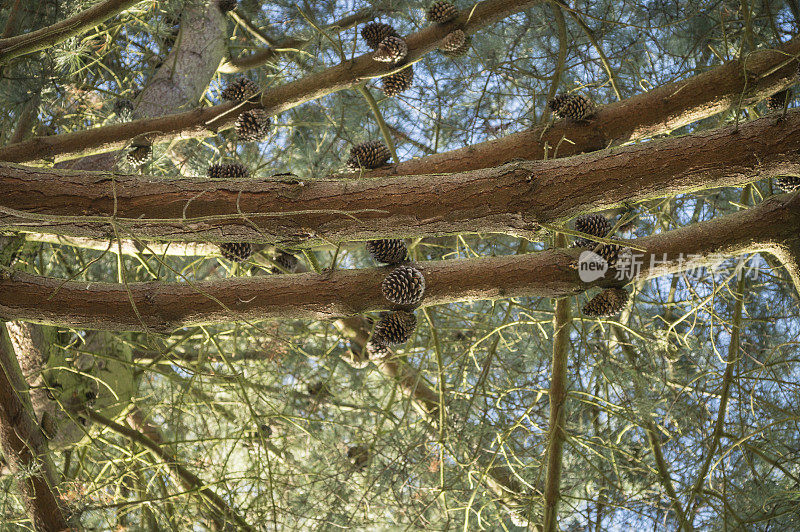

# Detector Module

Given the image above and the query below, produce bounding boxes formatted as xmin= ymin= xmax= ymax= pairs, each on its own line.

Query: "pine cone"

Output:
xmin=126 ymin=145 xmax=151 ymax=167
xmin=571 ymin=214 xmax=611 ymax=248
xmin=361 ymin=22 xmax=399 ymax=50
xmin=548 ymin=94 xmax=595 ymax=120
xmin=767 ymin=89 xmax=791 ymax=111
xmin=346 ymin=140 xmax=391 ymax=170
xmin=439 ymin=30 xmax=466 ymax=53
xmin=271 ymin=251 xmax=298 ymax=273
xmin=776 ymin=176 xmax=800 ymax=193
xmin=218 ymin=0 xmax=237 ymax=13
xmin=373 ymin=36 xmax=408 ymax=63
xmin=596 ymin=243 xmax=621 ymax=268
xmin=582 ymin=287 xmax=629 ymax=317
xmin=218 ymin=242 xmax=253 ymax=262
xmin=221 ymin=77 xmax=259 ymax=102
xmin=236 ymin=109 xmax=271 ymax=141
xmin=366 ymin=341 xmax=391 ymax=360
xmin=113 ymin=98 xmax=134 ymax=122
xmin=427 ymin=1 xmax=458 ymax=23
xmin=441 ymin=33 xmax=471 ymax=57
xmin=366 ymin=239 xmax=407 ymax=264
xmin=207 ymin=163 xmax=250 ymax=179
xmin=382 ymin=65 xmax=414 ymax=97
xmin=382 ymin=265 xmax=426 ymax=306
xmin=347 ymin=445 xmax=370 ymax=470
xmin=373 ymin=310 xmax=417 ymax=345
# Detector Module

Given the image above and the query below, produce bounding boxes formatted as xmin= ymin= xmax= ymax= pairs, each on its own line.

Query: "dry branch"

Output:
xmin=2 ymin=111 xmax=800 ymax=244
xmin=0 ymin=0 xmax=542 ymax=164
xmin=1 ymin=192 xmax=798 ymax=332
xmin=85 ymin=408 xmax=255 ymax=532
xmin=0 ymin=0 xmax=142 ymax=64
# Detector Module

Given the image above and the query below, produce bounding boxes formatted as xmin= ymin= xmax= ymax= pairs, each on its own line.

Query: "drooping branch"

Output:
xmin=0 ymin=0 xmax=542 ymax=164
xmin=685 ymin=270 xmax=745 ymax=523
xmin=0 ymin=325 xmax=67 ymax=531
xmin=1 ymin=192 xmax=797 ymax=332
xmin=334 ymin=316 xmax=531 ymax=520
xmin=0 ymin=0 xmax=142 ymax=64
xmin=2 ymin=111 xmax=800 ymax=245
xmin=85 ymin=408 xmax=255 ymax=532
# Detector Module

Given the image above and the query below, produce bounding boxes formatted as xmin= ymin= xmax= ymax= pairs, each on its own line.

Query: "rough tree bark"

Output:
xmin=0 ymin=0 xmax=142 ymax=64
xmin=2 ymin=111 xmax=799 ymax=244
xmin=1 ymin=192 xmax=797 ymax=331
xmin=0 ymin=0 xmax=543 ymax=164
xmin=1 ymin=30 xmax=796 ymax=171
xmin=0 ymin=325 xmax=67 ymax=531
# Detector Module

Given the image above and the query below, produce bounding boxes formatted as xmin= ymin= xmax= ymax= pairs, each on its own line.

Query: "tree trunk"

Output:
xmin=0 ymin=325 xmax=67 ymax=531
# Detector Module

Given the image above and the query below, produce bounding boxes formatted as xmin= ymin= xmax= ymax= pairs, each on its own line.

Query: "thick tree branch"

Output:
xmin=0 ymin=0 xmax=142 ymax=64
xmin=2 ymin=111 xmax=799 ymax=245
xmin=1 ymin=192 xmax=798 ymax=332
xmin=362 ymin=36 xmax=800 ymax=177
xmin=0 ymin=325 xmax=67 ymax=531
xmin=0 ymin=0 xmax=542 ymax=164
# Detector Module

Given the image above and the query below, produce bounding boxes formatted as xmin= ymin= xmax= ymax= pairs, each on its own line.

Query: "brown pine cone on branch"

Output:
xmin=218 ymin=242 xmax=254 ymax=262
xmin=236 ymin=109 xmax=271 ymax=141
xmin=427 ymin=1 xmax=458 ymax=23
xmin=373 ymin=36 xmax=408 ymax=63
xmin=207 ymin=163 xmax=250 ymax=179
xmin=361 ymin=22 xmax=399 ymax=50
xmin=382 ymin=266 xmax=426 ymax=306
xmin=582 ymin=287 xmax=629 ymax=317
xmin=221 ymin=77 xmax=259 ymax=102
xmin=548 ymin=94 xmax=595 ymax=120
xmin=382 ymin=65 xmax=414 ymax=97
xmin=346 ymin=140 xmax=391 ymax=170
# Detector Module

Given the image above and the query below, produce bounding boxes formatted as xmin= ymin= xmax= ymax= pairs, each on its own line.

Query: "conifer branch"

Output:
xmin=1 ymin=192 xmax=797 ymax=331
xmin=85 ymin=408 xmax=256 ymax=532
xmin=0 ymin=0 xmax=142 ymax=64
xmin=3 ymin=111 xmax=799 ymax=244
xmin=219 ymin=9 xmax=375 ymax=73
xmin=542 ymin=234 xmax=572 ymax=531
xmin=0 ymin=0 xmax=543 ymax=164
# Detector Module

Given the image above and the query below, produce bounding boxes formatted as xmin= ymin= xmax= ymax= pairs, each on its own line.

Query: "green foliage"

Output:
xmin=1 ymin=0 xmax=799 ymax=529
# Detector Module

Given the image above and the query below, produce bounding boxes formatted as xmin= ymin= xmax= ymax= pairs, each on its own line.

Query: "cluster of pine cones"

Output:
xmin=201 ymin=2 xmax=645 ymax=362
xmin=569 ymin=213 xmax=631 ymax=317
xmin=359 ymin=1 xmax=470 ymax=100
xmin=359 ymin=239 xmax=426 ymax=361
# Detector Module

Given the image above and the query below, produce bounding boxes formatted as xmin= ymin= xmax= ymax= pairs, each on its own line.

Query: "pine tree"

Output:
xmin=1 ymin=1 xmax=799 ymax=531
